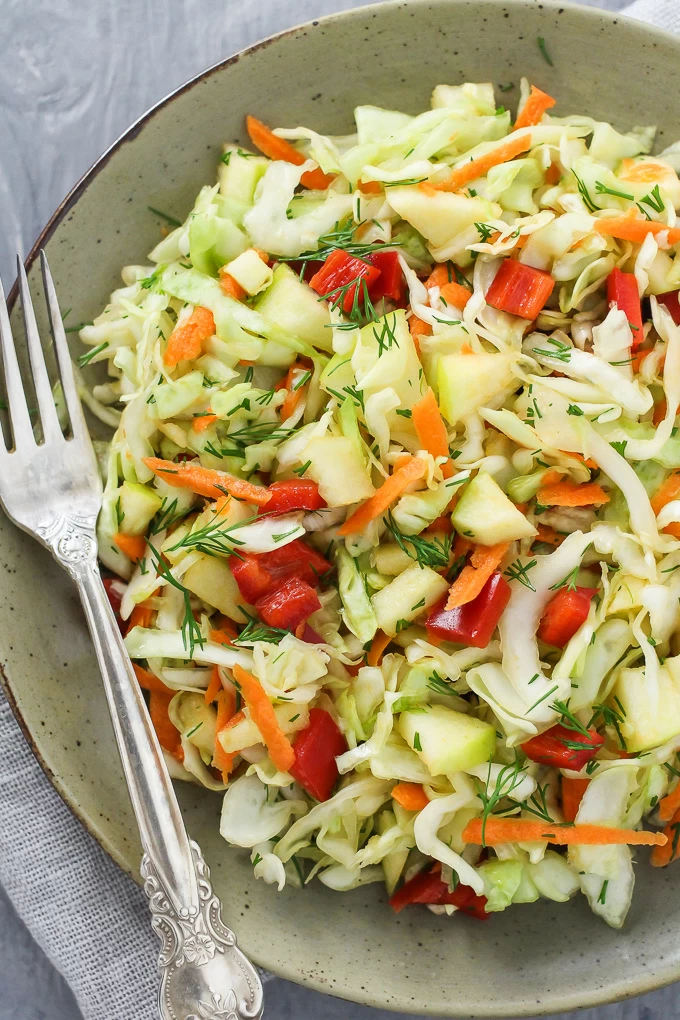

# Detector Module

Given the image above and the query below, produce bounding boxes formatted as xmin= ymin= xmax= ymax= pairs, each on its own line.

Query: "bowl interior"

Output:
xmin=3 ymin=1 xmax=680 ymax=1015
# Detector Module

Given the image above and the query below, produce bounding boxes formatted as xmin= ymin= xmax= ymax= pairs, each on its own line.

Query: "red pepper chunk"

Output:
xmin=255 ymin=576 xmax=321 ymax=631
xmin=368 ymin=249 xmax=404 ymax=302
xmin=309 ymin=249 xmax=380 ymax=313
xmin=389 ymin=865 xmax=488 ymax=919
xmin=426 ymin=572 xmax=511 ymax=648
xmin=658 ymin=290 xmax=680 ymax=326
xmin=522 ymin=724 xmax=604 ymax=770
xmin=485 ymin=259 xmax=554 ymax=319
xmin=290 ymin=708 xmax=347 ymax=801
xmin=607 ymin=267 xmax=644 ymax=349
xmin=230 ymin=539 xmax=332 ymax=602
xmin=538 ymin=586 xmax=597 ymax=649
xmin=259 ymin=479 xmax=326 ymax=515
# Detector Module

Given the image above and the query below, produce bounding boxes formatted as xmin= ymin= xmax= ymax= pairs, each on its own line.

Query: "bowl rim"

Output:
xmin=4 ymin=0 xmax=680 ymax=1014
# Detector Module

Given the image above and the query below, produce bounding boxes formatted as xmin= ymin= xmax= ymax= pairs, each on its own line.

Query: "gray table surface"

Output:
xmin=1 ymin=0 xmax=677 ymax=1018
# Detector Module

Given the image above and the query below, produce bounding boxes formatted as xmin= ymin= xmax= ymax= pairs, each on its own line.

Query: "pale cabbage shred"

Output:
xmin=78 ymin=77 xmax=680 ymax=926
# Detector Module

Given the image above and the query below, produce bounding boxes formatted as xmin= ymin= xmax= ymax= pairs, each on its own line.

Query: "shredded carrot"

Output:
xmin=561 ymin=777 xmax=590 ymax=823
xmin=537 ymin=480 xmax=610 ymax=507
xmin=219 ymin=270 xmax=246 ymax=301
xmin=424 ymin=265 xmax=449 ymax=290
xmin=651 ymin=807 xmax=680 ymax=867
xmin=535 ymin=523 xmax=564 ymax=548
xmin=540 ymin=468 xmax=564 ymax=487
xmin=392 ymin=782 xmax=430 ymax=812
xmin=358 ymin=179 xmax=383 ymax=195
xmin=246 ymin=115 xmax=334 ymax=191
xmin=429 ymin=134 xmax=532 ymax=193
xmin=445 ymin=541 xmax=509 ymax=610
xmin=143 ymin=456 xmax=271 ymax=506
xmin=564 ymin=451 xmax=598 ymax=470
xmin=279 ymin=362 xmax=308 ymax=422
xmin=367 ymin=630 xmax=392 ymax=667
xmin=452 ymin=535 xmax=473 ymax=560
xmin=338 ymin=456 xmax=427 ymax=536
xmin=594 ymin=209 xmax=680 ymax=246
xmin=193 ymin=412 xmax=219 ymax=433
xmin=651 ymin=471 xmax=680 ymax=515
xmin=133 ymin=663 xmax=172 ymax=695
xmin=514 ymin=84 xmax=556 ymax=130
xmin=653 ymin=400 xmax=668 ymax=427
xmin=209 ymin=626 xmax=237 ymax=647
xmin=463 ymin=817 xmax=667 ymax=847
xmin=126 ymin=602 xmax=155 ymax=634
xmin=113 ymin=532 xmax=147 ymax=563
xmin=424 ymin=513 xmax=453 ymax=535
xmin=658 ymin=784 xmax=680 ymax=824
xmin=149 ymin=689 xmax=181 ymax=756
xmin=411 ymin=389 xmax=451 ymax=477
xmin=205 ymin=666 xmax=222 ymax=705
xmin=213 ymin=689 xmax=238 ymax=780
xmin=545 ymin=161 xmax=562 ymax=185
xmin=232 ymin=663 xmax=296 ymax=773
xmin=409 ymin=314 xmax=433 ymax=340
xmin=440 ymin=281 xmax=472 ymax=309
xmin=632 ymin=348 xmax=652 ymax=374
xmin=163 ymin=307 xmax=215 ymax=368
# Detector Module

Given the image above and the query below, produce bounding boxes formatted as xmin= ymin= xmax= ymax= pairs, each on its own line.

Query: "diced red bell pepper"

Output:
xmin=486 ymin=259 xmax=555 ymax=320
xmin=230 ymin=539 xmax=332 ymax=602
xmin=607 ymin=267 xmax=644 ymax=349
xmin=389 ymin=865 xmax=488 ymax=919
xmin=259 ymin=479 xmax=326 ymax=515
xmin=425 ymin=572 xmax=511 ymax=649
xmin=290 ymin=708 xmax=347 ymax=801
xmin=309 ymin=249 xmax=380 ymax=313
xmin=368 ymin=249 xmax=404 ymax=302
xmin=658 ymin=290 xmax=680 ymax=326
xmin=537 ymin=586 xmax=597 ymax=648
xmin=297 ymin=623 xmax=325 ymax=644
xmin=522 ymin=723 xmax=604 ymax=770
xmin=255 ymin=575 xmax=321 ymax=631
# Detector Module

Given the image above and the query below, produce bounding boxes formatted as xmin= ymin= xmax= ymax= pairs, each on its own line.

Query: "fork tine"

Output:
xmin=16 ymin=256 xmax=62 ymax=441
xmin=0 ymin=274 xmax=33 ymax=447
xmin=40 ymin=252 xmax=88 ymax=440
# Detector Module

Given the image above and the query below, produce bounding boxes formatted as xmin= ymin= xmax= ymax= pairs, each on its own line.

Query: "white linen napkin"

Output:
xmin=0 ymin=2 xmax=675 ymax=1019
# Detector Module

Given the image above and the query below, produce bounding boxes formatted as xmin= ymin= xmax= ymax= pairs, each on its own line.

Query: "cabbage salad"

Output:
xmin=79 ymin=78 xmax=680 ymax=927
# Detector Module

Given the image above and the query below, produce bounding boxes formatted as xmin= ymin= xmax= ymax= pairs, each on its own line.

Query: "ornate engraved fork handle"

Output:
xmin=40 ymin=514 xmax=263 ymax=1020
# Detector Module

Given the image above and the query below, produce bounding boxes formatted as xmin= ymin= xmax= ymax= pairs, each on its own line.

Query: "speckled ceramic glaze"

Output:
xmin=3 ymin=1 xmax=680 ymax=1014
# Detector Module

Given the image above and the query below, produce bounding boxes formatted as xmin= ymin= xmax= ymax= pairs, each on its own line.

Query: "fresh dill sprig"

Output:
xmin=537 ymin=36 xmax=554 ymax=66
xmin=372 ymin=313 xmax=400 ymax=356
xmin=235 ymin=612 xmax=289 ymax=645
xmin=78 ymin=341 xmax=109 ymax=367
xmin=588 ymin=701 xmax=627 ymax=750
xmin=148 ymin=546 xmax=204 ymax=658
xmin=549 ymin=566 xmax=580 ymax=592
xmin=474 ymin=757 xmax=527 ymax=846
xmin=385 ymin=513 xmax=453 ymax=570
xmin=169 ymin=511 xmax=260 ymax=559
xmin=503 ymin=558 xmax=537 ymax=591
xmin=147 ymin=206 xmax=182 ymax=228
xmin=572 ymin=171 xmax=598 ymax=213
xmin=280 ymin=220 xmax=399 ymax=266
xmin=594 ymin=182 xmax=634 ymax=202
xmin=427 ymin=670 xmax=457 ymax=697
xmin=640 ymin=184 xmax=665 ymax=214
xmin=550 ymin=698 xmax=591 ymax=738
xmin=473 ymin=222 xmax=495 ymax=243
xmin=520 ymin=782 xmax=554 ymax=823
xmin=533 ymin=336 xmax=572 ymax=364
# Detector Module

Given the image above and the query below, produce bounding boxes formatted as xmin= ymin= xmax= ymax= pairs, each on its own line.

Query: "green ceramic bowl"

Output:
xmin=3 ymin=1 xmax=680 ymax=1014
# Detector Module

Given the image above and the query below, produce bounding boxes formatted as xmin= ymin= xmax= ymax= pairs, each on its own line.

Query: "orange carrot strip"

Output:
xmin=412 ymin=389 xmax=449 ymax=464
xmin=658 ymin=784 xmax=680 ymax=824
xmin=113 ymin=532 xmax=147 ymax=563
xmin=164 ymin=307 xmax=215 ymax=368
xmin=143 ymin=457 xmax=271 ymax=506
xmin=561 ymin=777 xmax=590 ymax=823
xmin=392 ymin=782 xmax=430 ymax=812
xmin=338 ymin=457 xmax=428 ymax=535
xmin=445 ymin=541 xmax=510 ymax=610
xmin=209 ymin=628 xmax=235 ymax=647
xmin=358 ymin=179 xmax=383 ymax=195
xmin=424 ymin=513 xmax=453 ymax=535
xmin=440 ymin=281 xmax=473 ymax=309
xmin=232 ymin=663 xmax=295 ymax=773
xmin=430 ymin=134 xmax=532 ymax=193
xmin=367 ymin=630 xmax=392 ymax=667
xmin=651 ymin=807 xmax=680 ymax=867
xmin=219 ymin=270 xmax=246 ymax=301
xmin=463 ymin=817 xmax=667 ymax=847
xmin=653 ymin=400 xmax=668 ymax=427
xmin=126 ymin=602 xmax=155 ymax=634
xmin=594 ymin=210 xmax=680 ymax=246
xmin=409 ymin=314 xmax=433 ymax=339
xmin=279 ymin=362 xmax=308 ymax=422
xmin=535 ymin=523 xmax=564 ymax=548
xmin=213 ymin=688 xmax=238 ymax=779
xmin=540 ymin=468 xmax=563 ymax=487
xmin=565 ymin=451 xmax=598 ymax=470
xmin=651 ymin=471 xmax=680 ymax=515
xmin=514 ymin=84 xmax=556 ymax=130
xmin=193 ymin=412 xmax=219 ymax=433
xmin=424 ymin=264 xmax=450 ymax=290
xmin=133 ymin=663 xmax=172 ymax=695
xmin=246 ymin=115 xmax=334 ymax=190
xmin=537 ymin=481 xmax=610 ymax=507
xmin=205 ymin=666 xmax=222 ymax=705
xmin=149 ymin=689 xmax=181 ymax=756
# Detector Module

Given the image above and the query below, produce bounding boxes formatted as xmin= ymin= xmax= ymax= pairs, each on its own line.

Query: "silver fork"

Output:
xmin=0 ymin=253 xmax=264 ymax=1020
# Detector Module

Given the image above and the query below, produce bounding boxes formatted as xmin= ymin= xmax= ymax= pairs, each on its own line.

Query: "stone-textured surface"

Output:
xmin=0 ymin=0 xmax=676 ymax=1018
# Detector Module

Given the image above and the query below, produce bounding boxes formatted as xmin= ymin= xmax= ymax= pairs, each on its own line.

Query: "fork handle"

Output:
xmin=72 ymin=558 xmax=263 ymax=1019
